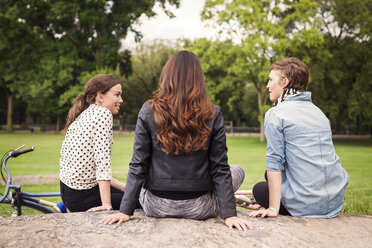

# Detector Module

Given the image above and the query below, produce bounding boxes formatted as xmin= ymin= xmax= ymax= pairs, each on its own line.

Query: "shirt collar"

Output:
xmin=284 ymin=91 xmax=312 ymax=102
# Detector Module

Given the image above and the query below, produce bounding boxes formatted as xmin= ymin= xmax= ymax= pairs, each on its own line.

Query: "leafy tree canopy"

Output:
xmin=202 ymin=0 xmax=325 ymax=140
xmin=0 ymin=0 xmax=180 ymax=131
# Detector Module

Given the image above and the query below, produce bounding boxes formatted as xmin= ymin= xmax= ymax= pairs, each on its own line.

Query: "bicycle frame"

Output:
xmin=0 ymin=147 xmax=63 ymax=216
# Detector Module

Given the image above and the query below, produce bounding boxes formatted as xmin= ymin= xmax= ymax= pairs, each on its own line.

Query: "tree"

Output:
xmin=1 ymin=0 xmax=180 ymax=131
xmin=118 ymin=40 xmax=179 ymax=127
xmin=0 ymin=3 xmax=42 ymax=132
xmin=308 ymin=0 xmax=372 ymax=135
xmin=186 ymin=38 xmax=250 ymax=126
xmin=202 ymin=0 xmax=324 ymax=141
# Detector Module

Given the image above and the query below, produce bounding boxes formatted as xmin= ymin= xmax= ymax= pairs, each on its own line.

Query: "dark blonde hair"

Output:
xmin=150 ymin=50 xmax=215 ymax=155
xmin=270 ymin=57 xmax=309 ymax=91
xmin=62 ymin=74 xmax=120 ymax=133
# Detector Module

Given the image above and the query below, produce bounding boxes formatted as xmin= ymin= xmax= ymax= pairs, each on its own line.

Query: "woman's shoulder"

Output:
xmin=212 ymin=105 xmax=222 ymax=119
xmin=139 ymin=101 xmax=153 ymax=116
xmin=213 ymin=105 xmax=221 ymax=113
xmin=264 ymin=106 xmax=283 ymax=125
xmin=265 ymin=106 xmax=276 ymax=117
xmin=211 ymin=105 xmax=223 ymax=128
xmin=87 ymin=104 xmax=112 ymax=120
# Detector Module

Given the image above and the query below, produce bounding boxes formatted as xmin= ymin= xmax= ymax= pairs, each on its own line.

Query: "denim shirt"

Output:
xmin=264 ymin=92 xmax=349 ymax=218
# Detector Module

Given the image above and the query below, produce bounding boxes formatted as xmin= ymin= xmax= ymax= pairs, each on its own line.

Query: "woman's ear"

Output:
xmin=281 ymin=77 xmax=289 ymax=89
xmin=95 ymin=92 xmax=103 ymax=106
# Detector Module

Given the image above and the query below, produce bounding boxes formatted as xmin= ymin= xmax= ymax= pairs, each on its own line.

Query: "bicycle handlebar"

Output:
xmin=10 ymin=147 xmax=34 ymax=158
xmin=0 ymin=147 xmax=34 ymax=203
xmin=0 ymin=155 xmax=13 ymax=203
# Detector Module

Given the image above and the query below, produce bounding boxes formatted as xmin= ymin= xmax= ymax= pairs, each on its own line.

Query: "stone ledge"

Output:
xmin=1 ymin=210 xmax=371 ymax=248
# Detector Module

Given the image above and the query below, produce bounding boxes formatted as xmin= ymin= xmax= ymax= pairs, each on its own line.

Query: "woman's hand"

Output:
xmin=87 ymin=204 xmax=112 ymax=212
xmin=247 ymin=204 xmax=261 ymax=210
xmin=247 ymin=208 xmax=278 ymax=218
xmin=225 ymin=216 xmax=253 ymax=231
xmin=100 ymin=213 xmax=130 ymax=225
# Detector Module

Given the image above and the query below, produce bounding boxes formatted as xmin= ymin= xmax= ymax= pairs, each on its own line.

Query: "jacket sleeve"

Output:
xmin=119 ymin=103 xmax=152 ymax=215
xmin=209 ymin=107 xmax=237 ymax=219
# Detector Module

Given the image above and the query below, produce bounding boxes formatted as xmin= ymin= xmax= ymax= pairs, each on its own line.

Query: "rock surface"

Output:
xmin=0 ymin=210 xmax=371 ymax=248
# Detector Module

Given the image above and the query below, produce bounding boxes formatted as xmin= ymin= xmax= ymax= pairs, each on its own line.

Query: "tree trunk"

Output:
xmin=6 ymin=93 xmax=13 ymax=133
xmin=260 ymin=119 xmax=265 ymax=141
xmin=56 ymin=115 xmax=60 ymax=133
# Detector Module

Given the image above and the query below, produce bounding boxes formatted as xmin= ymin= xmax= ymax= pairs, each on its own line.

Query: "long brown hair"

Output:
xmin=62 ymin=74 xmax=120 ymax=133
xmin=150 ymin=50 xmax=215 ymax=155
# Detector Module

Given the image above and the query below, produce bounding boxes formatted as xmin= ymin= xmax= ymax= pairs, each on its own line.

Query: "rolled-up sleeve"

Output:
xmin=94 ymin=109 xmax=113 ymax=180
xmin=264 ymin=110 xmax=285 ymax=171
xmin=209 ymin=107 xmax=237 ymax=219
xmin=120 ymin=103 xmax=152 ymax=215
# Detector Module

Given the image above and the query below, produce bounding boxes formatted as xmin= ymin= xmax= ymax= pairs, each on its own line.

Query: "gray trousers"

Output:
xmin=139 ymin=164 xmax=245 ymax=220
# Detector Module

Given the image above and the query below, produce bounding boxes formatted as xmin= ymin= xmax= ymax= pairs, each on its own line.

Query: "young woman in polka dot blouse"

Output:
xmin=59 ymin=74 xmax=126 ymax=212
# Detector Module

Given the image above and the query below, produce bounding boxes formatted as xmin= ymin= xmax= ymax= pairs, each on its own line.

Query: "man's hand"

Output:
xmin=100 ymin=212 xmax=130 ymax=226
xmin=225 ymin=216 xmax=253 ymax=231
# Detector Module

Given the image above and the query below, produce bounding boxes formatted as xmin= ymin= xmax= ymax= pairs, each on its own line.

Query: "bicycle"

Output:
xmin=234 ymin=190 xmax=257 ymax=208
xmin=0 ymin=145 xmax=66 ymax=217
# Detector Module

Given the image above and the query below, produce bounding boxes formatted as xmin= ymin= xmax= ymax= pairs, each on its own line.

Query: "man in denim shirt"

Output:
xmin=248 ymin=57 xmax=349 ymax=218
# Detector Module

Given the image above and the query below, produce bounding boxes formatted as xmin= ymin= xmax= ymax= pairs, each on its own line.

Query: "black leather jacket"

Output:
xmin=119 ymin=102 xmax=236 ymax=219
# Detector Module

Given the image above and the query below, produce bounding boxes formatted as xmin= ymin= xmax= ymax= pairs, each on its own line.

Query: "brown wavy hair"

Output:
xmin=150 ymin=50 xmax=215 ymax=155
xmin=62 ymin=74 xmax=120 ymax=133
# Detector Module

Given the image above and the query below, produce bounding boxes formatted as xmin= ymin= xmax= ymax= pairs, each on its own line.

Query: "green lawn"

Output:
xmin=0 ymin=133 xmax=371 ymax=216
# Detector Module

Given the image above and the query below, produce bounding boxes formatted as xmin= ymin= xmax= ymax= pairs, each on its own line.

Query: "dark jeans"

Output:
xmin=252 ymin=171 xmax=291 ymax=216
xmin=60 ymin=181 xmax=124 ymax=212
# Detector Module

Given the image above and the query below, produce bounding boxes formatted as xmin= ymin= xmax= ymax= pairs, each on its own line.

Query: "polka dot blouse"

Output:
xmin=60 ymin=104 xmax=113 ymax=190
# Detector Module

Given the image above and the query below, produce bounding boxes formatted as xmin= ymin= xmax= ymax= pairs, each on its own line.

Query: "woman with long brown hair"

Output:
xmin=100 ymin=51 xmax=253 ymax=231
xmin=60 ymin=74 xmax=127 ymax=212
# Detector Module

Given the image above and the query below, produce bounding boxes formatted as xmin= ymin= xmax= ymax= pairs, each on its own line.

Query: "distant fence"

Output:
xmin=2 ymin=121 xmax=261 ymax=134
xmin=0 ymin=123 xmax=139 ymax=133
xmin=4 ymin=123 xmax=370 ymax=138
xmin=224 ymin=121 xmax=260 ymax=133
xmin=1 ymin=124 xmax=59 ymax=133
xmin=232 ymin=126 xmax=260 ymax=133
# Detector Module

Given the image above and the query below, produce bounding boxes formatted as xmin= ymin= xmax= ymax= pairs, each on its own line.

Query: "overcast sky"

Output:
xmin=121 ymin=0 xmax=218 ymax=51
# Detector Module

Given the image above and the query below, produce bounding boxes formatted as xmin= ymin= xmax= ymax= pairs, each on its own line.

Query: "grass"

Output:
xmin=0 ymin=133 xmax=371 ymax=217
xmin=332 ymin=140 xmax=372 ymax=215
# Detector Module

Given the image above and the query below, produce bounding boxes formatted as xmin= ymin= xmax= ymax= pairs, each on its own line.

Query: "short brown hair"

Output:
xmin=270 ymin=57 xmax=309 ymax=91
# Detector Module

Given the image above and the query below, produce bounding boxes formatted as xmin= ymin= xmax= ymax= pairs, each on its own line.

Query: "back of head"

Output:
xmin=270 ymin=57 xmax=309 ymax=91
xmin=62 ymin=74 xmax=120 ymax=133
xmin=151 ymin=50 xmax=215 ymax=155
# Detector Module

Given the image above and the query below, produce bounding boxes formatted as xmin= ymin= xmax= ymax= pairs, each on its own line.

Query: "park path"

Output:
xmin=0 ymin=173 xmax=123 ymax=185
xmin=0 ymin=174 xmax=59 ymax=185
